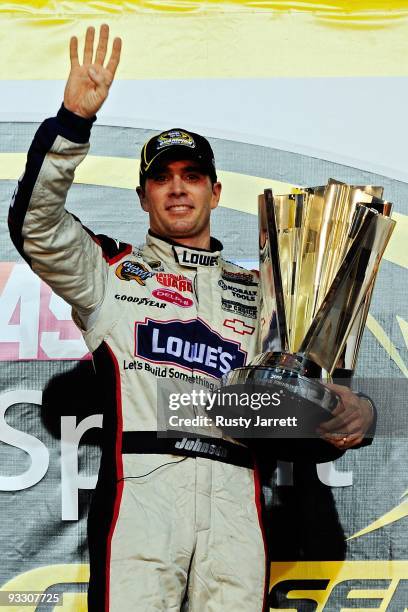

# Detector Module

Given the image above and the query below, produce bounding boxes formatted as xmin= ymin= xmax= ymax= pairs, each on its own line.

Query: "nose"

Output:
xmin=168 ymin=174 xmax=186 ymax=196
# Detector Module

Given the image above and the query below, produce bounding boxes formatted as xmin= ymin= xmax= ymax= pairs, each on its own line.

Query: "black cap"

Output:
xmin=139 ymin=128 xmax=217 ymax=186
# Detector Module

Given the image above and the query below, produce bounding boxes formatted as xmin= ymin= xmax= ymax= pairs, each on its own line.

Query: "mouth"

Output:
xmin=166 ymin=204 xmax=194 ymax=214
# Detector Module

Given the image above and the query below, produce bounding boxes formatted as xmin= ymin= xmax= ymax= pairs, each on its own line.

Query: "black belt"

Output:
xmin=121 ymin=431 xmax=254 ymax=469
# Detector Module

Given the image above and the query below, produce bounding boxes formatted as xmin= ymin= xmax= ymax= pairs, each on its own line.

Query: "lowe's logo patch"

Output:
xmin=135 ymin=318 xmax=246 ymax=377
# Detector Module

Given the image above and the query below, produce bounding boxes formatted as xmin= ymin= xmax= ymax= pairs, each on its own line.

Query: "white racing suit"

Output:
xmin=8 ymin=106 xmax=267 ymax=611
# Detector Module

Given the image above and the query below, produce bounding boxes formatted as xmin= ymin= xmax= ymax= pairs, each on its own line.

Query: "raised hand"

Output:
xmin=64 ymin=24 xmax=122 ymax=119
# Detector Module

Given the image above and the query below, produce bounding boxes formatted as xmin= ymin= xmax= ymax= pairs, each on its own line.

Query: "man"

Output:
xmin=8 ymin=25 xmax=374 ymax=611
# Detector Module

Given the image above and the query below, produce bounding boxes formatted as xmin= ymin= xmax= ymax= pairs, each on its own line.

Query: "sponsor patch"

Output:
xmin=221 ymin=298 xmax=257 ymax=320
xmin=152 ymin=289 xmax=193 ymax=308
xmin=223 ymin=318 xmax=255 ymax=336
xmin=115 ymin=261 xmax=154 ymax=285
xmin=135 ymin=318 xmax=246 ymax=377
xmin=218 ymin=279 xmax=256 ymax=301
xmin=115 ymin=294 xmax=166 ymax=308
xmin=157 ymin=130 xmax=195 ymax=150
xmin=174 ymin=437 xmax=228 ymax=458
xmin=221 ymin=269 xmax=257 ymax=286
xmin=155 ymin=272 xmax=193 ymax=293
xmin=174 ymin=246 xmax=219 ymax=268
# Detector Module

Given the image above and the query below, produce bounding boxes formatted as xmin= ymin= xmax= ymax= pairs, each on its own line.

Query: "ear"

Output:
xmin=136 ymin=186 xmax=149 ymax=212
xmin=210 ymin=181 xmax=222 ymax=210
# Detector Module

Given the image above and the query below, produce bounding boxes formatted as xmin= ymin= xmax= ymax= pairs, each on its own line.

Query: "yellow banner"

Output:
xmin=1 ymin=1 xmax=408 ymax=79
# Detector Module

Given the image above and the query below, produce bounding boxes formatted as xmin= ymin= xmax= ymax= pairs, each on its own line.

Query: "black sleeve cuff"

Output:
xmin=354 ymin=391 xmax=378 ymax=447
xmin=56 ymin=104 xmax=96 ymax=144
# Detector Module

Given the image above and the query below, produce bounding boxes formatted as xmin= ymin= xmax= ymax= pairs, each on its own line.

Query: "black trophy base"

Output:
xmin=219 ymin=352 xmax=345 ymax=462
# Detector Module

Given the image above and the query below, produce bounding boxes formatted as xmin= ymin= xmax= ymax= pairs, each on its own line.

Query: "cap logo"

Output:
xmin=157 ymin=130 xmax=195 ymax=150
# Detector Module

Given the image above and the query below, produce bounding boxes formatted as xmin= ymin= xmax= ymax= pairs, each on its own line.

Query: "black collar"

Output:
xmin=148 ymin=230 xmax=223 ymax=254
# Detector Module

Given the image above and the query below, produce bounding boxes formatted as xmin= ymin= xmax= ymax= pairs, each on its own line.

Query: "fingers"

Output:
xmin=329 ymin=402 xmax=345 ymax=417
xmin=77 ymin=25 xmax=121 ymax=77
xmin=318 ymin=404 xmax=359 ymax=432
xmin=317 ymin=385 xmax=372 ymax=448
xmin=325 ymin=383 xmax=353 ymax=401
xmin=319 ymin=415 xmax=360 ymax=437
xmin=321 ymin=383 xmax=358 ymax=426
xmin=323 ymin=431 xmax=363 ymax=449
xmin=69 ymin=36 xmax=79 ymax=67
xmin=318 ymin=399 xmax=368 ymax=441
xmin=83 ymin=26 xmax=95 ymax=65
xmin=321 ymin=432 xmax=347 ymax=447
xmin=106 ymin=37 xmax=122 ymax=79
xmin=318 ymin=398 xmax=348 ymax=432
xmin=95 ymin=23 xmax=109 ymax=65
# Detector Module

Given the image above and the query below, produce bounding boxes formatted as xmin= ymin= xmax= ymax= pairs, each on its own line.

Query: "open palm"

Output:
xmin=64 ymin=24 xmax=122 ymax=119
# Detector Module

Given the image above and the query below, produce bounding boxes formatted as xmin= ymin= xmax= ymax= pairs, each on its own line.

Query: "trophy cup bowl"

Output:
xmin=221 ymin=180 xmax=396 ymax=461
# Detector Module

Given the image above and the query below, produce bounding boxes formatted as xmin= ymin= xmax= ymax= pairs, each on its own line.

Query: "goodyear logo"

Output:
xmin=134 ymin=318 xmax=246 ymax=377
xmin=157 ymin=130 xmax=195 ymax=150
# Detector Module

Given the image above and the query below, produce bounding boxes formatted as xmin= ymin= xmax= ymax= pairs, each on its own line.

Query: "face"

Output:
xmin=137 ymin=159 xmax=221 ymax=249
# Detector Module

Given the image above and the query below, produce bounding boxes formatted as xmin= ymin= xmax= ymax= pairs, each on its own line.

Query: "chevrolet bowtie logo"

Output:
xmin=223 ymin=318 xmax=255 ymax=336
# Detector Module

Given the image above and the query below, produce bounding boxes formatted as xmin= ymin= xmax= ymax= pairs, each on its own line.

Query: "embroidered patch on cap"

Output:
xmin=156 ymin=130 xmax=195 ymax=150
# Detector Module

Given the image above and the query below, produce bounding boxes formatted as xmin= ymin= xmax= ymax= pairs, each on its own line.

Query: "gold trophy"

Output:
xmin=222 ymin=180 xmax=395 ymax=459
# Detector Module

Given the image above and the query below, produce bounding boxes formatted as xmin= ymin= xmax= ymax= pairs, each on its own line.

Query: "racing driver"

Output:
xmin=8 ymin=24 xmax=375 ymax=612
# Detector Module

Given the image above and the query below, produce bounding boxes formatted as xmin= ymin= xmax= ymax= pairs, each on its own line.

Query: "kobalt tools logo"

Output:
xmin=218 ymin=279 xmax=256 ymax=301
xmin=135 ymin=318 xmax=246 ymax=377
xmin=152 ymin=289 xmax=193 ymax=308
xmin=155 ymin=273 xmax=193 ymax=293
xmin=115 ymin=261 xmax=154 ymax=285
xmin=223 ymin=318 xmax=255 ymax=335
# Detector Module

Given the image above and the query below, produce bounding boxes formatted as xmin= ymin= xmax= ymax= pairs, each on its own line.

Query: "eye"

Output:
xmin=185 ymin=173 xmax=201 ymax=181
xmin=152 ymin=174 xmax=168 ymax=183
